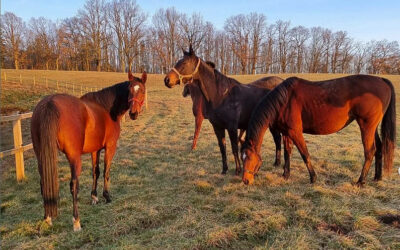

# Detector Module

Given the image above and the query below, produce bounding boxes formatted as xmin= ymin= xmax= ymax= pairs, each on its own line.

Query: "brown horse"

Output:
xmin=165 ymin=46 xmax=284 ymax=175
xmin=31 ymin=71 xmax=147 ymax=231
xmin=241 ymin=75 xmax=396 ymax=186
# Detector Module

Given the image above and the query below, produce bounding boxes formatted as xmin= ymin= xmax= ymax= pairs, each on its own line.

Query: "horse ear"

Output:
xmin=206 ymin=61 xmax=215 ymax=69
xmin=141 ymin=71 xmax=147 ymax=84
xmin=189 ymin=44 xmax=194 ymax=55
xmin=128 ymin=70 xmax=134 ymax=82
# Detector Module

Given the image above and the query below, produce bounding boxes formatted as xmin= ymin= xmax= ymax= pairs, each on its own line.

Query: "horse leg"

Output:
xmin=271 ymin=129 xmax=282 ymax=167
xmin=238 ymin=129 xmax=245 ymax=146
xmin=282 ymin=136 xmax=293 ymax=180
xmin=290 ymin=131 xmax=317 ymax=183
xmin=67 ymin=155 xmax=82 ymax=232
xmin=212 ymin=125 xmax=228 ymax=174
xmin=91 ymin=150 xmax=101 ymax=204
xmin=192 ymin=113 xmax=204 ymax=150
xmin=103 ymin=145 xmax=116 ymax=203
xmin=356 ymin=120 xmax=378 ymax=186
xmin=374 ymin=130 xmax=383 ymax=181
xmin=228 ymin=129 xmax=241 ymax=175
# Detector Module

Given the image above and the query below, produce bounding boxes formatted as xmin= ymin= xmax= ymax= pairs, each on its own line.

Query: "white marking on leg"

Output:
xmin=73 ymin=217 xmax=82 ymax=232
xmin=91 ymin=194 xmax=99 ymax=205
xmin=45 ymin=216 xmax=52 ymax=226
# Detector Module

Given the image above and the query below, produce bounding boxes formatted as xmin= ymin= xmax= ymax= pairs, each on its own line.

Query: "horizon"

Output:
xmin=2 ymin=0 xmax=400 ymax=43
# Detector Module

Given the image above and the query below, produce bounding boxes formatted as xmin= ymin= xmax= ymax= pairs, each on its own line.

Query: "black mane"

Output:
xmin=243 ymin=77 xmax=296 ymax=149
xmin=81 ymin=81 xmax=130 ymax=121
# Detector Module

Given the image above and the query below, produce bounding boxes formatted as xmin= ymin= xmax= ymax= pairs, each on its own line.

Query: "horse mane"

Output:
xmin=81 ymin=81 xmax=130 ymax=121
xmin=244 ymin=77 xmax=296 ymax=149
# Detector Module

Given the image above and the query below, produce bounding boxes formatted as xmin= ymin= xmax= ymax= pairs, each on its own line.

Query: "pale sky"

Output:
xmin=2 ymin=0 xmax=399 ymax=42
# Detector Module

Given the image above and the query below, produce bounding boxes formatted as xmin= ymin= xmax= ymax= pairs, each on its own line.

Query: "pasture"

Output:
xmin=1 ymin=70 xmax=400 ymax=249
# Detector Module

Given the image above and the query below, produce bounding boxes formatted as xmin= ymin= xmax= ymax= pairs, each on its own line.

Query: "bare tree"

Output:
xmin=248 ymin=13 xmax=266 ymax=74
xmin=225 ymin=14 xmax=250 ymax=74
xmin=152 ymin=8 xmax=181 ymax=71
xmin=1 ymin=12 xmax=26 ymax=69
xmin=178 ymin=12 xmax=206 ymax=51
xmin=275 ymin=20 xmax=292 ymax=73
xmin=290 ymin=26 xmax=309 ymax=73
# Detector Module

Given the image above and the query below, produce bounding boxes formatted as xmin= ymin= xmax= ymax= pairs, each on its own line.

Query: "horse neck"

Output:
xmin=197 ymin=62 xmax=241 ymax=107
xmin=81 ymin=82 xmax=129 ymax=121
xmin=246 ymin=122 xmax=269 ymax=154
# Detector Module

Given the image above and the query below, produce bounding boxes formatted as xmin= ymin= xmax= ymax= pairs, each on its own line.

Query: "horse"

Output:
xmin=182 ymin=72 xmax=283 ymax=150
xmin=164 ymin=46 xmax=284 ymax=175
xmin=31 ymin=71 xmax=147 ymax=231
xmin=241 ymin=75 xmax=396 ymax=186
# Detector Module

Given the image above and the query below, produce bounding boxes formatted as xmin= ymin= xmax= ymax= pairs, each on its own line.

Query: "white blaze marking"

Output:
xmin=242 ymin=152 xmax=247 ymax=160
xmin=134 ymin=85 xmax=140 ymax=92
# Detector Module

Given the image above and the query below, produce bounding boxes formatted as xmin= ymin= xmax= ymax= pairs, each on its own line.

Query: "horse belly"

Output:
xmin=302 ymin=107 xmax=352 ymax=135
xmin=82 ymin=112 xmax=107 ymax=153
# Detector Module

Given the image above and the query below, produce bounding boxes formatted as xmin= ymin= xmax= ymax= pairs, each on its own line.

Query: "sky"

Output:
xmin=2 ymin=0 xmax=399 ymax=42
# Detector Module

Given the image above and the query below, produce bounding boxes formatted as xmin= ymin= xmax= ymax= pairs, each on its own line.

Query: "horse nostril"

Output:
xmin=164 ymin=77 xmax=169 ymax=85
xmin=243 ymin=179 xmax=249 ymax=185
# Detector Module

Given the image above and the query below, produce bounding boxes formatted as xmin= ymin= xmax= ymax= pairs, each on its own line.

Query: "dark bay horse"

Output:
xmin=165 ymin=46 xmax=283 ymax=175
xmin=31 ymin=71 xmax=147 ymax=231
xmin=182 ymin=75 xmax=283 ymax=151
xmin=241 ymin=75 xmax=396 ymax=186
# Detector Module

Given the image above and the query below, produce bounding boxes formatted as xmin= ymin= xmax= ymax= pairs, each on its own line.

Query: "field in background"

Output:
xmin=1 ymin=70 xmax=400 ymax=249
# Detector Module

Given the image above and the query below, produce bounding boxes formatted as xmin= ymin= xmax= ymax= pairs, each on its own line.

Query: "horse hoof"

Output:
xmin=273 ymin=161 xmax=281 ymax=167
xmin=91 ymin=195 xmax=99 ymax=205
xmin=283 ymin=173 xmax=290 ymax=180
xmin=221 ymin=170 xmax=227 ymax=175
xmin=373 ymin=176 xmax=382 ymax=182
xmin=73 ymin=218 xmax=81 ymax=232
xmin=310 ymin=175 xmax=317 ymax=184
xmin=103 ymin=191 xmax=112 ymax=203
xmin=356 ymin=181 xmax=365 ymax=188
xmin=45 ymin=216 xmax=52 ymax=226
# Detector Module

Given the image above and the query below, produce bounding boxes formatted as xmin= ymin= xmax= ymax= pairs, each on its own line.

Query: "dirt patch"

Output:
xmin=317 ymin=222 xmax=350 ymax=235
xmin=378 ymin=214 xmax=400 ymax=229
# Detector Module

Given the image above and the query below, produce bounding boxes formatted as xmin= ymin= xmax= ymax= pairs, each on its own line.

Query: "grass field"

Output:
xmin=1 ymin=70 xmax=400 ymax=249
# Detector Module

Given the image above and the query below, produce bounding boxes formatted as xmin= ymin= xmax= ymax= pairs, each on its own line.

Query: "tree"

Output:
xmin=1 ymin=12 xmax=26 ymax=69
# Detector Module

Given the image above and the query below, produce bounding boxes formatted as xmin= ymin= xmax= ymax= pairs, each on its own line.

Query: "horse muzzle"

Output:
xmin=129 ymin=112 xmax=138 ymax=120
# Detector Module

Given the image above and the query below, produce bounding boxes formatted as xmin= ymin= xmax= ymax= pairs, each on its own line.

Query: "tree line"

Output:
xmin=1 ymin=0 xmax=399 ymax=75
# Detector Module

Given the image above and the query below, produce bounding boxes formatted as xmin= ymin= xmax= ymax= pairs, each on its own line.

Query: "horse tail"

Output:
xmin=32 ymin=98 xmax=60 ymax=218
xmin=381 ymin=78 xmax=396 ymax=177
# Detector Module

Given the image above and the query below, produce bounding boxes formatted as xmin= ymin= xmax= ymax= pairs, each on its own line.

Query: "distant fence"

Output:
xmin=2 ymin=72 xmax=102 ymax=95
xmin=0 ymin=112 xmax=33 ymax=181
xmin=1 ymin=72 xmax=148 ymax=181
xmin=2 ymin=71 xmax=148 ymax=108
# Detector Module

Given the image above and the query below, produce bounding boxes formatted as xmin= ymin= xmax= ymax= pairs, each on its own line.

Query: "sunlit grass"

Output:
xmin=1 ymin=71 xmax=400 ymax=248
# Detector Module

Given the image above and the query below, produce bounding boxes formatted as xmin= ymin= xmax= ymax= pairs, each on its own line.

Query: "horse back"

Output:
xmin=286 ymin=75 xmax=392 ymax=134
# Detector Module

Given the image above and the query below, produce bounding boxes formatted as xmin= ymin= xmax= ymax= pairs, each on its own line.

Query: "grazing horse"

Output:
xmin=241 ymin=75 xmax=396 ymax=186
xmin=31 ymin=71 xmax=147 ymax=231
xmin=165 ymin=46 xmax=283 ymax=175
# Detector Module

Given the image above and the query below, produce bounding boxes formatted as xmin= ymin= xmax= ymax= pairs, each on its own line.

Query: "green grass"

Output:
xmin=1 ymin=71 xmax=400 ymax=249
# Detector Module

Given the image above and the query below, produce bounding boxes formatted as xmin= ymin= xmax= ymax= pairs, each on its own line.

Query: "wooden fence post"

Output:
xmin=13 ymin=117 xmax=25 ymax=181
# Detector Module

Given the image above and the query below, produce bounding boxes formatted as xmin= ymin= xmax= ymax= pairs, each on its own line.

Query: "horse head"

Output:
xmin=128 ymin=70 xmax=147 ymax=120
